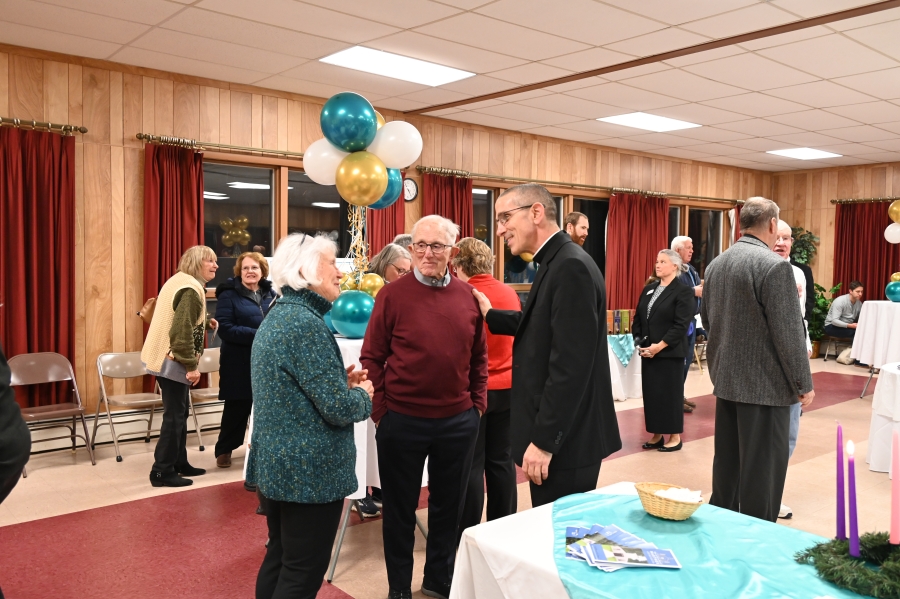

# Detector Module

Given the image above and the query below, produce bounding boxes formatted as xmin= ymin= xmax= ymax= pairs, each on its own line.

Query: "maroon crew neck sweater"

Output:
xmin=360 ymin=272 xmax=488 ymax=423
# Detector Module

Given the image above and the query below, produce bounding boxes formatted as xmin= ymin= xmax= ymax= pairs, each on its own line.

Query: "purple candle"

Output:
xmin=837 ymin=422 xmax=846 ymax=541
xmin=848 ymin=440 xmax=859 ymax=557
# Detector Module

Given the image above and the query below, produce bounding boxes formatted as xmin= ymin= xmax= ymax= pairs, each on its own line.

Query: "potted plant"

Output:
xmin=809 ymin=283 xmax=842 ymax=358
xmin=790 ymin=226 xmax=819 ymax=265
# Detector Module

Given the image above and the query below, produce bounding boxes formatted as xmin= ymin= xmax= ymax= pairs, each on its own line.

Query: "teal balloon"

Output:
xmin=887 ymin=281 xmax=900 ymax=302
xmin=331 ymin=290 xmax=375 ymax=339
xmin=369 ymin=168 xmax=402 ymax=209
xmin=323 ymin=310 xmax=339 ymax=334
xmin=320 ymin=92 xmax=378 ymax=153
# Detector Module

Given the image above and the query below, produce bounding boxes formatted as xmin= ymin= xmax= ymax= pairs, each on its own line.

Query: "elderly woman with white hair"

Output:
xmin=632 ymin=249 xmax=695 ymax=452
xmin=247 ymin=233 xmax=374 ymax=599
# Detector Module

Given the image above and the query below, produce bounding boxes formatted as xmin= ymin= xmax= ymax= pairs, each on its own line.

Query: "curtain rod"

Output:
xmin=0 ymin=116 xmax=87 ymax=135
xmin=830 ymin=197 xmax=900 ymax=204
xmin=135 ymin=133 xmax=305 ymax=160
xmin=415 ymin=165 xmax=740 ymax=204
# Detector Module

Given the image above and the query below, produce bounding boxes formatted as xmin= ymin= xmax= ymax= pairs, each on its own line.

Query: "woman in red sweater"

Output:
xmin=453 ymin=237 xmax=521 ymax=539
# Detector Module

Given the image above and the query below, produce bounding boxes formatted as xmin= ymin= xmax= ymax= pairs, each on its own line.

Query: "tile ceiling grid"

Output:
xmin=4 ymin=0 xmax=900 ymax=168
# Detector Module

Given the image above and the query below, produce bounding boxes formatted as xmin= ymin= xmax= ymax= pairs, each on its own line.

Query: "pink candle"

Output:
xmin=892 ymin=431 xmax=900 ymax=545
xmin=837 ymin=423 xmax=846 ymax=541
xmin=848 ymin=440 xmax=859 ymax=557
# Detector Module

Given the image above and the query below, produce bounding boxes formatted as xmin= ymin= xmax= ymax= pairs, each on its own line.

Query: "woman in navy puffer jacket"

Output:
xmin=214 ymin=251 xmax=275 ymax=468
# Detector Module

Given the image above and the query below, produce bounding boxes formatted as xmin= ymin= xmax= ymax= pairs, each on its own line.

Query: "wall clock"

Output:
xmin=403 ymin=178 xmax=418 ymax=202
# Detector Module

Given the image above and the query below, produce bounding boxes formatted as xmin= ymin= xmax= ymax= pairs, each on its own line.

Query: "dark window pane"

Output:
xmin=668 ymin=207 xmax=681 ymax=247
xmin=687 ymin=209 xmax=723 ymax=278
xmin=473 ymin=188 xmax=493 ymax=249
xmin=287 ymin=171 xmax=350 ymax=255
xmin=573 ymin=198 xmax=609 ymax=276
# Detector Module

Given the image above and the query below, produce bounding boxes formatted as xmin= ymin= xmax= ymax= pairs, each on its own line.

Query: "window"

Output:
xmin=472 ymin=188 xmax=494 ymax=250
xmin=668 ymin=206 xmax=681 ymax=248
xmin=687 ymin=209 xmax=724 ymax=278
xmin=573 ymin=198 xmax=609 ymax=275
xmin=502 ymin=196 xmax=562 ymax=284
xmin=288 ymin=171 xmax=351 ymax=255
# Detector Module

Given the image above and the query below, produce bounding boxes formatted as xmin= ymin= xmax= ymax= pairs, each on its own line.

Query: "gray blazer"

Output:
xmin=701 ymin=235 xmax=813 ymax=407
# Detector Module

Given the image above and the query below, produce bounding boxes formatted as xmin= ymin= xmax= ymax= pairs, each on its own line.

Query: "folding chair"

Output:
xmin=693 ymin=339 xmax=707 ymax=373
xmin=188 ymin=347 xmax=224 ymax=451
xmin=8 ymin=352 xmax=95 ymax=467
xmin=822 ymin=335 xmax=852 ymax=362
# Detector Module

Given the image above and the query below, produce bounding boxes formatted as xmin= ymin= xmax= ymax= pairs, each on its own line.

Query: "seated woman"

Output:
xmin=248 ymin=233 xmax=374 ymax=599
xmin=632 ymin=249 xmax=694 ymax=453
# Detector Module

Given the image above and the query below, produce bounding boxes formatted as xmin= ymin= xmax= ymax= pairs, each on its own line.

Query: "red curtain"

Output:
xmin=0 ymin=129 xmax=75 ymax=407
xmin=422 ymin=173 xmax=473 ymax=240
xmin=834 ymin=202 xmax=899 ymax=300
xmin=367 ymin=174 xmax=405 ymax=259
xmin=605 ymin=193 xmax=669 ymax=310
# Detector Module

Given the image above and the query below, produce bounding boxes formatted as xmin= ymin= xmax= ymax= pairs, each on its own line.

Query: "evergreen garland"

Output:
xmin=795 ymin=532 xmax=900 ymax=598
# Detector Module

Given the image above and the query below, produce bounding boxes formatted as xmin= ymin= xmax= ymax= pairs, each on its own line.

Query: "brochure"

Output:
xmin=563 ymin=523 xmax=680 ymax=573
xmin=587 ymin=543 xmax=682 ymax=569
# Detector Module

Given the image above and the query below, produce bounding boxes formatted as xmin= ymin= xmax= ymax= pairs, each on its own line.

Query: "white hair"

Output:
xmin=659 ymin=248 xmax=688 ymax=273
xmin=411 ymin=215 xmax=459 ymax=245
xmin=671 ymin=236 xmax=692 ymax=252
xmin=270 ymin=233 xmax=337 ymax=296
xmin=777 ymin=219 xmax=792 ymax=234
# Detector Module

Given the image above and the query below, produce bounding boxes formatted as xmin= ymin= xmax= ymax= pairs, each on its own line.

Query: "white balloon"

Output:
xmin=303 ymin=138 xmax=348 ymax=186
xmin=886 ymin=223 xmax=900 ymax=244
xmin=366 ymin=121 xmax=423 ymax=169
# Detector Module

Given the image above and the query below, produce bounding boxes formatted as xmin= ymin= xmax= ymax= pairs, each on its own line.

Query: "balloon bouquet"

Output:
xmin=303 ymin=91 xmax=423 ymax=338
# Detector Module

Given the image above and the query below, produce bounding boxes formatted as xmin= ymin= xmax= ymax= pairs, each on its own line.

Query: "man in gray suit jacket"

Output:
xmin=701 ymin=197 xmax=815 ymax=522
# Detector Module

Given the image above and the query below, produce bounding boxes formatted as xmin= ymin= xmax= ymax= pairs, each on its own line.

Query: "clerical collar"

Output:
xmin=413 ymin=267 xmax=451 ymax=287
xmin=533 ymin=230 xmax=561 ymax=265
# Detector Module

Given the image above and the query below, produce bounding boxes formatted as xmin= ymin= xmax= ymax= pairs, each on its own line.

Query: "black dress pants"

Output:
xmin=215 ymin=399 xmax=253 ymax=457
xmin=151 ymin=377 xmax=191 ymax=475
xmin=710 ymin=398 xmax=790 ymax=522
xmin=256 ymin=495 xmax=344 ymax=599
xmin=376 ymin=408 xmax=480 ymax=590
xmin=529 ymin=461 xmax=601 ymax=508
xmin=459 ymin=390 xmax=516 ymax=542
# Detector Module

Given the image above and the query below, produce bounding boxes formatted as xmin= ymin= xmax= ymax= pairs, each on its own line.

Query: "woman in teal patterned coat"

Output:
xmin=248 ymin=233 xmax=373 ymax=599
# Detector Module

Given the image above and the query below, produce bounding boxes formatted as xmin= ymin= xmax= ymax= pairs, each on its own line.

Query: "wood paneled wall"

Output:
xmin=774 ymin=164 xmax=900 ymax=292
xmin=0 ymin=42 xmax=776 ymax=411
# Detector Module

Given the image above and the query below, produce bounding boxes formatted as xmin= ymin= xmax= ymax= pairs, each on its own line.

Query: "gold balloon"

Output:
xmin=233 ymin=214 xmax=250 ymax=230
xmin=219 ymin=218 xmax=233 ymax=232
xmin=236 ymin=230 xmax=252 ymax=245
xmin=222 ymin=232 xmax=235 ymax=247
xmin=892 ymin=272 xmax=900 ymax=282
xmin=375 ymin=110 xmax=386 ymax=130
xmin=340 ymin=273 xmax=357 ymax=291
xmin=358 ymin=273 xmax=385 ymax=298
xmin=335 ymin=151 xmax=389 ymax=207
xmin=475 ymin=224 xmax=488 ymax=239
xmin=889 ymin=201 xmax=900 ymax=224
xmin=520 ymin=252 xmax=534 ymax=263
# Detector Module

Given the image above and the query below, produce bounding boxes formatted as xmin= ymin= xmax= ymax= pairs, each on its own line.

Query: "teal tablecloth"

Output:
xmin=552 ymin=493 xmax=857 ymax=599
xmin=607 ymin=334 xmax=635 ymax=367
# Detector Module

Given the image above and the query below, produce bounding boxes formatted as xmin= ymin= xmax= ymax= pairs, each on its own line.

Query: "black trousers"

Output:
xmin=256 ymin=495 xmax=344 ymax=599
xmin=376 ymin=408 xmax=480 ymax=590
xmin=824 ymin=324 xmax=855 ymax=340
xmin=215 ymin=399 xmax=253 ymax=457
xmin=710 ymin=398 xmax=790 ymax=522
xmin=151 ymin=377 xmax=191 ymax=475
xmin=459 ymin=390 xmax=516 ymax=543
xmin=0 ymin=403 xmax=30 ymax=506
xmin=529 ymin=461 xmax=602 ymax=508
xmin=682 ymin=329 xmax=697 ymax=381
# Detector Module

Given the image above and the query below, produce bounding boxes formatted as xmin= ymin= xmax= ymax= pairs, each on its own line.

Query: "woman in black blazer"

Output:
xmin=632 ymin=249 xmax=695 ymax=452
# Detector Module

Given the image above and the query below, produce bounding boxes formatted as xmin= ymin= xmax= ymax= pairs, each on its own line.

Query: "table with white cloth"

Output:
xmin=867 ymin=360 xmax=900 ymax=476
xmin=607 ymin=339 xmax=641 ymax=401
xmin=851 ymin=301 xmax=900 ymax=367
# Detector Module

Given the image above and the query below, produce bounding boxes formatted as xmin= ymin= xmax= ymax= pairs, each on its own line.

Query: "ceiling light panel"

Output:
xmin=320 ymin=46 xmax=474 ymax=87
xmin=766 ymin=147 xmax=842 ymax=160
xmin=598 ymin=112 xmax=701 ymax=132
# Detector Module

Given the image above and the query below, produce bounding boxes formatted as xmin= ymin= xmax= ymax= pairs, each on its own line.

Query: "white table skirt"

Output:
xmin=852 ymin=301 xmax=900 ymax=368
xmin=867 ymin=361 xmax=900 ymax=475
xmin=608 ymin=342 xmax=642 ymax=401
xmin=450 ymin=482 xmax=638 ymax=599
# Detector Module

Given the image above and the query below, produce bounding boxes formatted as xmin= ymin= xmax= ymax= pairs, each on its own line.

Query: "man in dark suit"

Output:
xmin=471 ymin=183 xmax=621 ymax=507
xmin=701 ymin=197 xmax=814 ymax=522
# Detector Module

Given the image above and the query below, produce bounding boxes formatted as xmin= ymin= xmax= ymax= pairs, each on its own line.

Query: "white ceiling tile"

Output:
xmin=255 ymin=75 xmax=388 ymax=101
xmin=701 ymin=93 xmax=809 ymax=118
xmin=34 ymin=0 xmax=184 ymax=25
xmin=856 ymin=151 xmax=900 ymax=163
xmin=372 ymin=97 xmax=431 ymax=111
xmin=544 ymin=77 xmax=608 ymax=93
xmin=599 ymin=0 xmax=757 ymax=26
xmin=398 ymin=87 xmax=471 ymax=104
xmin=475 ymin=0 xmax=665 ymax=46
xmin=666 ymin=126 xmax=754 ymax=143
xmin=600 ymin=139 xmax=665 ymax=152
xmin=717 ymin=119 xmax=805 ymax=136
xmin=703 ymin=156 xmax=768 ymax=168
xmin=446 ymin=111 xmax=538 ymax=131
xmin=498 ymin=90 xmax=554 ymax=103
xmin=860 ymin=138 xmax=900 ymax=152
xmin=112 ymin=47 xmax=271 ymax=85
xmin=648 ymin=148 xmax=716 ymax=160
xmin=844 ymin=19 xmax=900 ymax=63
xmin=764 ymin=81 xmax=876 ymax=108
xmin=130 ymin=29 xmax=306 ymax=74
xmin=279 ymin=61 xmax=427 ymax=96
xmin=365 ymin=31 xmax=527 ymax=74
xmin=651 ymin=103 xmax=750 ymax=125
xmin=621 ymin=132 xmax=704 ymax=148
xmin=680 ymin=3 xmax=797 ymax=38
xmin=162 ymin=8 xmax=349 ymax=60
xmin=736 ymin=26 xmax=832 ymax=51
xmin=422 ymin=107 xmax=465 ymax=117
xmin=813 ymin=156 xmax=878 ymax=166
xmin=516 ymin=94 xmax=625 ymax=119
xmin=825 ymin=101 xmax=900 ymax=124
xmin=757 ymin=34 xmax=898 ymax=79
xmin=0 ymin=20 xmax=120 ymax=59
xmin=521 ymin=126 xmax=602 ymax=143
xmin=301 ymin=0 xmax=461 ymax=29
xmin=455 ymin=99 xmax=506 ymax=111
xmin=678 ymin=143 xmax=751 ymax=156
xmin=474 ymin=104 xmax=580 ymax=126
xmin=766 ymin=131 xmax=850 ymax=146
xmin=833 ymin=68 xmax=900 ymax=100
xmin=754 ymin=162 xmax=801 ymax=171
xmin=565 ymin=82 xmax=686 ymax=111
xmin=663 ymin=46 xmax=745 ymax=67
xmin=873 ymin=121 xmax=900 ymax=135
xmin=488 ymin=63 xmax=574 ymax=85
xmin=723 ymin=137 xmax=788 ymax=151
xmin=684 ymin=53 xmax=819 ymax=91
xmin=438 ymin=76 xmax=514 ymax=96
xmin=196 ymin=0 xmax=400 ymax=44
xmin=1 ymin=0 xmax=149 ymax=44
xmin=541 ymin=47 xmax=636 ymax=72
xmin=766 ymin=109 xmax=861 ymax=130
xmin=825 ymin=7 xmax=900 ymax=31
xmin=771 ymin=0 xmax=878 ymax=18
xmin=602 ymin=63 xmax=673 ymax=82
xmin=604 ymin=27 xmax=711 ymax=57
xmin=729 ymin=151 xmax=804 ymax=166
xmin=433 ymin=0 xmax=494 ymax=8
xmin=818 ymin=125 xmax=899 ymax=143
xmin=807 ymin=142 xmax=885 ymax=155
xmin=621 ymin=70 xmax=746 ymax=102
xmin=413 ymin=12 xmax=590 ymax=62
xmin=557 ymin=119 xmax=648 ymax=137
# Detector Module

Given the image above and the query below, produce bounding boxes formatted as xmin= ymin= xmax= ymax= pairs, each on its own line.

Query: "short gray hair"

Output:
xmin=369 ymin=243 xmax=411 ymax=279
xmin=659 ymin=248 xmax=687 ymax=273
xmin=270 ymin=233 xmax=337 ymax=296
xmin=499 ymin=183 xmax=558 ymax=223
xmin=411 ymin=215 xmax=459 ymax=245
xmin=740 ymin=196 xmax=780 ymax=232
xmin=392 ymin=234 xmax=412 ymax=248
xmin=671 ymin=236 xmax=692 ymax=252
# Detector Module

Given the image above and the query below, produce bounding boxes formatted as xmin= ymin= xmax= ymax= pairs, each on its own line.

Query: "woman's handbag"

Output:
xmin=137 ymin=298 xmax=156 ymax=324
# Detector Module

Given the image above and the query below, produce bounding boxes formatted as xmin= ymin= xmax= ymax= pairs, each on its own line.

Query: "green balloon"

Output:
xmin=330 ymin=290 xmax=374 ymax=339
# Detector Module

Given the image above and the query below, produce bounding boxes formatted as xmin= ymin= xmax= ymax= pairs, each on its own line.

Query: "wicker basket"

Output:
xmin=635 ymin=482 xmax=702 ymax=521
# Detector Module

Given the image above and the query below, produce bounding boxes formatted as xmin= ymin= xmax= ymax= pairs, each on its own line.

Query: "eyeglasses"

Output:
xmin=496 ymin=205 xmax=532 ymax=226
xmin=390 ymin=263 xmax=410 ymax=276
xmin=776 ymin=236 xmax=793 ymax=243
xmin=412 ymin=242 xmax=452 ymax=255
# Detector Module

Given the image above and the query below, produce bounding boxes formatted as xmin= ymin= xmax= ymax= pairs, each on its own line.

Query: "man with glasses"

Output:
xmin=471 ymin=183 xmax=621 ymax=507
xmin=362 ymin=215 xmax=488 ymax=599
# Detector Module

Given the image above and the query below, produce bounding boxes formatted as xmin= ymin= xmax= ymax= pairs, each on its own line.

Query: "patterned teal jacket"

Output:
xmin=247 ymin=287 xmax=371 ymax=504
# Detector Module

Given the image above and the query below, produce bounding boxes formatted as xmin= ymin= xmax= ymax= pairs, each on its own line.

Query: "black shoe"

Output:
xmin=150 ymin=471 xmax=193 ymax=487
xmin=244 ymin=481 xmax=257 ymax=492
xmin=353 ymin=496 xmax=381 ymax=518
xmin=684 ymin=397 xmax=697 ymax=408
xmin=642 ymin=437 xmax=665 ymax=449
xmin=683 ymin=402 xmax=694 ymax=413
xmin=176 ymin=464 xmax=206 ymax=477
xmin=371 ymin=486 xmax=383 ymax=508
xmin=387 ymin=589 xmax=412 ymax=599
xmin=658 ymin=441 xmax=683 ymax=453
xmin=421 ymin=578 xmax=451 ymax=599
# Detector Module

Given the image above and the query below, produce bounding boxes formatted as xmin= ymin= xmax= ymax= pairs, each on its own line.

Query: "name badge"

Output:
xmin=646 ymin=290 xmax=654 ymax=295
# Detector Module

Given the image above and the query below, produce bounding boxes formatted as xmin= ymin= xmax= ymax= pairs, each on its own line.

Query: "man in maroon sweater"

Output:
xmin=361 ymin=215 xmax=488 ymax=599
